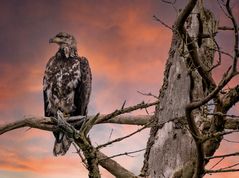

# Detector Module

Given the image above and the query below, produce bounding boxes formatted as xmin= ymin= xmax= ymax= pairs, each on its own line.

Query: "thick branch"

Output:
xmin=100 ymin=101 xmax=158 ymax=123
xmin=96 ymin=115 xmax=152 ymax=125
xmin=221 ymin=84 xmax=239 ymax=112
xmin=0 ymin=100 xmax=157 ymax=135
xmin=185 ymin=107 xmax=205 ymax=178
xmin=0 ymin=115 xmax=152 ymax=136
xmin=174 ymin=0 xmax=197 ymax=30
xmin=97 ymin=151 xmax=137 ymax=178
xmin=226 ymin=0 xmax=239 ymax=72
xmin=0 ymin=116 xmax=57 ymax=134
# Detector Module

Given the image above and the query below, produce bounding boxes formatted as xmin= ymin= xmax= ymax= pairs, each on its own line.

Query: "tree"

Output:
xmin=0 ymin=0 xmax=239 ymax=178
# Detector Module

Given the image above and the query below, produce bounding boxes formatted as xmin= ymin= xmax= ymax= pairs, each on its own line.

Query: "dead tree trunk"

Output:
xmin=141 ymin=1 xmax=218 ymax=177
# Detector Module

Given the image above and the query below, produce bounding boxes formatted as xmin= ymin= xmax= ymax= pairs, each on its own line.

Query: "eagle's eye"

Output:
xmin=57 ymin=35 xmax=66 ymax=39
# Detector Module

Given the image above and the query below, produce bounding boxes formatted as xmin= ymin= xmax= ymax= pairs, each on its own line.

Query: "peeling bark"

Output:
xmin=142 ymin=1 xmax=218 ymax=178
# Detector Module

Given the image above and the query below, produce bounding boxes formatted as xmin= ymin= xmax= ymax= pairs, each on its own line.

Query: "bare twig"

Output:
xmin=220 ymin=162 xmax=239 ymax=170
xmin=223 ymin=138 xmax=239 ymax=143
xmin=205 ymin=168 xmax=239 ymax=173
xmin=206 ymin=151 xmax=239 ymax=160
xmin=202 ymin=130 xmax=239 ymax=143
xmin=100 ymin=148 xmax=146 ymax=160
xmin=210 ymin=157 xmax=224 ymax=169
xmin=208 ymin=38 xmax=222 ymax=72
xmin=216 ymin=0 xmax=231 ymax=18
xmin=121 ymin=100 xmax=127 ymax=110
xmin=218 ymin=26 xmax=239 ymax=31
xmin=161 ymin=0 xmax=178 ymax=13
xmin=206 ymin=46 xmax=233 ymax=59
xmin=100 ymin=101 xmax=159 ymax=123
xmin=72 ymin=143 xmax=87 ymax=167
xmin=97 ymin=121 xmax=151 ymax=149
xmin=137 ymin=90 xmax=159 ymax=99
xmin=108 ymin=129 xmax=114 ymax=142
xmin=161 ymin=0 xmax=176 ymax=4
xmin=153 ymin=15 xmax=172 ymax=30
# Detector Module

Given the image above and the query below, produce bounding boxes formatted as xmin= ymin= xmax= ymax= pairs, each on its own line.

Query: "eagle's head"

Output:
xmin=49 ymin=32 xmax=78 ymax=58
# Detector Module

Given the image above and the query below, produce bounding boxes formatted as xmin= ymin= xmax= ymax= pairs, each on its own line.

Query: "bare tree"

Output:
xmin=0 ymin=0 xmax=239 ymax=178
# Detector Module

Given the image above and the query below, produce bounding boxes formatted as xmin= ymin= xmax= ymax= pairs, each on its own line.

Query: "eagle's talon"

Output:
xmin=63 ymin=113 xmax=70 ymax=118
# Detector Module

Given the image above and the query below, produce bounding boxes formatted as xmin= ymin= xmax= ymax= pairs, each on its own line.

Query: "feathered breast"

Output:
xmin=43 ymin=56 xmax=81 ymax=115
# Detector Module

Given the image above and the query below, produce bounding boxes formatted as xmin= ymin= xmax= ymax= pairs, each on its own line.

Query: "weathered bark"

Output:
xmin=141 ymin=1 xmax=218 ymax=178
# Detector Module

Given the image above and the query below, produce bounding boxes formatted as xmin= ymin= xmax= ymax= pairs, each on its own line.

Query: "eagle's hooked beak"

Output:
xmin=49 ymin=37 xmax=62 ymax=44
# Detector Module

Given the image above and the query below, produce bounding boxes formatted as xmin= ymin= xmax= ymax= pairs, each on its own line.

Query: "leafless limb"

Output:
xmin=0 ymin=101 xmax=157 ymax=135
xmin=218 ymin=162 xmax=239 ymax=170
xmin=188 ymin=65 xmax=237 ymax=110
xmin=161 ymin=0 xmax=178 ymax=13
xmin=216 ymin=0 xmax=231 ymax=18
xmin=97 ymin=121 xmax=151 ymax=149
xmin=218 ymin=26 xmax=239 ymax=31
xmin=210 ymin=157 xmax=224 ymax=169
xmin=202 ymin=130 xmax=239 ymax=143
xmin=97 ymin=115 xmax=152 ymax=126
xmin=206 ymin=46 xmax=233 ymax=59
xmin=99 ymin=100 xmax=158 ymax=123
xmin=97 ymin=151 xmax=136 ymax=178
xmin=153 ymin=15 xmax=173 ymax=30
xmin=206 ymin=151 xmax=239 ymax=160
xmin=121 ymin=100 xmax=127 ymax=110
xmin=205 ymin=168 xmax=239 ymax=173
xmin=72 ymin=142 xmax=87 ymax=167
xmin=108 ymin=129 xmax=114 ymax=142
xmin=100 ymin=148 xmax=146 ymax=160
xmin=0 ymin=115 xmax=153 ymax=136
xmin=223 ymin=138 xmax=239 ymax=143
xmin=175 ymin=0 xmax=216 ymax=94
xmin=161 ymin=0 xmax=176 ymax=4
xmin=225 ymin=0 xmax=239 ymax=72
xmin=137 ymin=90 xmax=159 ymax=99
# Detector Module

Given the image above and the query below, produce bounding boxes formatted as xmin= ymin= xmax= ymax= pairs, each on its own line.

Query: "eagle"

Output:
xmin=43 ymin=32 xmax=92 ymax=156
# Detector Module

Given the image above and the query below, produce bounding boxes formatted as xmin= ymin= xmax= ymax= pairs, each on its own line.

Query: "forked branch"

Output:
xmin=0 ymin=101 xmax=158 ymax=178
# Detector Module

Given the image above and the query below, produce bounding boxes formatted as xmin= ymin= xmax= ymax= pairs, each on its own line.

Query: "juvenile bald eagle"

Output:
xmin=43 ymin=32 xmax=92 ymax=156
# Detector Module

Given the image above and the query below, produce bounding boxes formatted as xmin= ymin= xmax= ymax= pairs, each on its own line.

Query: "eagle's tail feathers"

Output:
xmin=53 ymin=134 xmax=72 ymax=156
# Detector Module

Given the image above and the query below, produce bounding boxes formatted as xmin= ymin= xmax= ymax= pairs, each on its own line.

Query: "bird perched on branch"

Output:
xmin=43 ymin=32 xmax=92 ymax=156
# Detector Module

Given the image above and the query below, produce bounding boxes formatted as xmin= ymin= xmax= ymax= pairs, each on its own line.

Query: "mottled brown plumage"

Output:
xmin=43 ymin=32 xmax=92 ymax=156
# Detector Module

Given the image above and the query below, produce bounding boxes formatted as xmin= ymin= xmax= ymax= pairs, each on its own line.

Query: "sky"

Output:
xmin=0 ymin=0 xmax=239 ymax=178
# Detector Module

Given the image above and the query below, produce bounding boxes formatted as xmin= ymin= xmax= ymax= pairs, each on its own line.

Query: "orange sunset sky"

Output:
xmin=0 ymin=0 xmax=239 ymax=178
